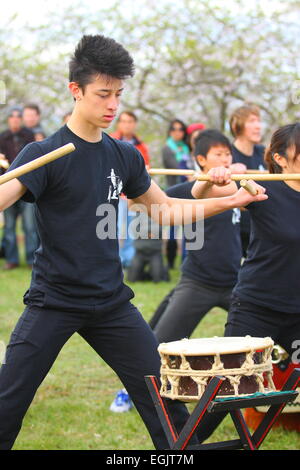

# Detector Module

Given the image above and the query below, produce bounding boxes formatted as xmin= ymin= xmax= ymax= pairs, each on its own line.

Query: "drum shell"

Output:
xmin=165 ymin=350 xmax=265 ymax=399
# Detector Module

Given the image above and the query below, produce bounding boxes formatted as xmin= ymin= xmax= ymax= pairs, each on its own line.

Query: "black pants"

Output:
xmin=152 ymin=275 xmax=233 ymax=343
xmin=127 ymin=251 xmax=166 ymax=283
xmin=0 ymin=301 xmax=200 ymax=450
xmin=225 ymin=294 xmax=300 ymax=356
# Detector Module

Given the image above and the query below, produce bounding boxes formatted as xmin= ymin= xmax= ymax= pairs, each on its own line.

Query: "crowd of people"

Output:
xmin=0 ymin=105 xmax=71 ymax=269
xmin=0 ymin=101 xmax=263 ymax=275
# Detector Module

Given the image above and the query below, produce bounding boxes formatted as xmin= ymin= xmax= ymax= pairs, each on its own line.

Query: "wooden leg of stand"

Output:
xmin=230 ymin=409 xmax=257 ymax=450
xmin=145 ymin=375 xmax=178 ymax=448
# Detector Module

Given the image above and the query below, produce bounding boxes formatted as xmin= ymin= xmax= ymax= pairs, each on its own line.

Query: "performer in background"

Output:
xmin=229 ymin=104 xmax=266 ymax=256
xmin=150 ymin=129 xmax=243 ymax=341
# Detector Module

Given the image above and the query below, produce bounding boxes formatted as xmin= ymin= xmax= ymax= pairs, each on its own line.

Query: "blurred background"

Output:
xmin=1 ymin=0 xmax=300 ymax=164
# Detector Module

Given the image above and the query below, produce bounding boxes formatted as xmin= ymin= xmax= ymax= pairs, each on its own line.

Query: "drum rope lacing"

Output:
xmin=159 ymin=343 xmax=276 ymax=400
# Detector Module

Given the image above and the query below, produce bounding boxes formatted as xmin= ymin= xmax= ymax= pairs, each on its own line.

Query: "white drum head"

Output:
xmin=158 ymin=336 xmax=274 ymax=356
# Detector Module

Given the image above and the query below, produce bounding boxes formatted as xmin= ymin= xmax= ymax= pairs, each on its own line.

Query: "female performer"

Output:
xmin=225 ymin=122 xmax=300 ymax=358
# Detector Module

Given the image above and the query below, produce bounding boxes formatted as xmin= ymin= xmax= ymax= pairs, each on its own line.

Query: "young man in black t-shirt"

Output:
xmin=0 ymin=35 xmax=267 ymax=450
xmin=229 ymin=104 xmax=266 ymax=256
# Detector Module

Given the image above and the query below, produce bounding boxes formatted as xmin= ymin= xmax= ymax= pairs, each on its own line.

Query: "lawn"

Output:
xmin=0 ymin=248 xmax=299 ymax=450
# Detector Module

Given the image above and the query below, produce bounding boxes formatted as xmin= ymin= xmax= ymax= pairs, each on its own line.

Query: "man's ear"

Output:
xmin=195 ymin=154 xmax=206 ymax=169
xmin=68 ymin=82 xmax=83 ymax=102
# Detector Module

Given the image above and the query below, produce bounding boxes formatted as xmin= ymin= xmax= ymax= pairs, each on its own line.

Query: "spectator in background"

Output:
xmin=23 ymin=103 xmax=45 ymax=140
xmin=127 ymin=212 xmax=169 ymax=283
xmin=162 ymin=119 xmax=191 ymax=186
xmin=186 ymin=122 xmax=206 ymax=155
xmin=0 ymin=106 xmax=38 ymax=269
xmin=110 ymin=111 xmax=150 ymax=167
xmin=34 ymin=130 xmax=46 ymax=142
xmin=110 ymin=111 xmax=151 ymax=269
xmin=229 ymin=104 xmax=266 ymax=256
xmin=162 ymin=119 xmax=191 ymax=269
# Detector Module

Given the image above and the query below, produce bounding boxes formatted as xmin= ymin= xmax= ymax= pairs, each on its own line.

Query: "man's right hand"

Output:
xmin=231 ymin=180 xmax=268 ymax=207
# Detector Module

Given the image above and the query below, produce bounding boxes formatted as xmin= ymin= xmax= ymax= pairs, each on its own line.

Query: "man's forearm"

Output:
xmin=163 ymin=194 xmax=238 ymax=225
xmin=0 ymin=179 xmax=27 ymax=211
xmin=131 ymin=179 xmax=267 ymax=226
xmin=191 ymin=180 xmax=238 ymax=199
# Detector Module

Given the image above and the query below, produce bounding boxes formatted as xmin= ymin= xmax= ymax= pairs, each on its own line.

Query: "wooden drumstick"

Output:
xmin=148 ymin=168 xmax=300 ymax=181
xmin=0 ymin=143 xmax=75 ymax=186
xmin=240 ymin=179 xmax=258 ymax=195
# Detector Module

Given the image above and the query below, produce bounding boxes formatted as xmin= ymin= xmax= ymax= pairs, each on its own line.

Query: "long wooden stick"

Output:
xmin=149 ymin=168 xmax=269 ymax=176
xmin=0 ymin=143 xmax=75 ymax=186
xmin=148 ymin=168 xmax=300 ymax=181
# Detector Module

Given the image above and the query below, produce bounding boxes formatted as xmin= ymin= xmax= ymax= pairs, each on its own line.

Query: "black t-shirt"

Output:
xmin=166 ymin=182 xmax=242 ymax=288
xmin=233 ymin=181 xmax=300 ymax=313
xmin=232 ymin=144 xmax=266 ymax=170
xmin=9 ymin=125 xmax=151 ymax=312
xmin=232 ymin=144 xmax=266 ymax=235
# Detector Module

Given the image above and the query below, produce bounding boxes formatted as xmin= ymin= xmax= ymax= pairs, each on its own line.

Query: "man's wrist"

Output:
xmin=192 ymin=180 xmax=213 ymax=199
xmin=220 ymin=193 xmax=237 ymax=210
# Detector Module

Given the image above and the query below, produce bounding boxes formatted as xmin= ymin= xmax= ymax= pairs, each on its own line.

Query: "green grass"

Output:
xmin=0 ymin=246 xmax=299 ymax=450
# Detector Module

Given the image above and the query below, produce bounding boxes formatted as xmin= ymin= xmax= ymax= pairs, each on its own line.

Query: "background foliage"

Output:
xmin=1 ymin=0 xmax=300 ymax=162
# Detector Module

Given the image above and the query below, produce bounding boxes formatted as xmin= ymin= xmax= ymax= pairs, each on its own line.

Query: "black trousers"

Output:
xmin=152 ymin=275 xmax=233 ymax=343
xmin=225 ymin=294 xmax=300 ymax=356
xmin=127 ymin=251 xmax=165 ymax=283
xmin=0 ymin=301 xmax=200 ymax=450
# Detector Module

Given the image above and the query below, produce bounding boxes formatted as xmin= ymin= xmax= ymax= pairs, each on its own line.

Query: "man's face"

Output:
xmin=23 ymin=108 xmax=40 ymax=128
xmin=73 ymin=75 xmax=124 ymax=129
xmin=117 ymin=113 xmax=137 ymax=137
xmin=8 ymin=111 xmax=22 ymax=132
xmin=243 ymin=113 xmax=262 ymax=144
xmin=196 ymin=144 xmax=232 ymax=172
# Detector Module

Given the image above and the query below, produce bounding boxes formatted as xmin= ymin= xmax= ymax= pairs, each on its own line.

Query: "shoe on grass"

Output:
xmin=109 ymin=389 xmax=133 ymax=413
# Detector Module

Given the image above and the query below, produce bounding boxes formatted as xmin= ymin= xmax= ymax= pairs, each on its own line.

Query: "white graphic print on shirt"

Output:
xmin=107 ymin=169 xmax=123 ymax=202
